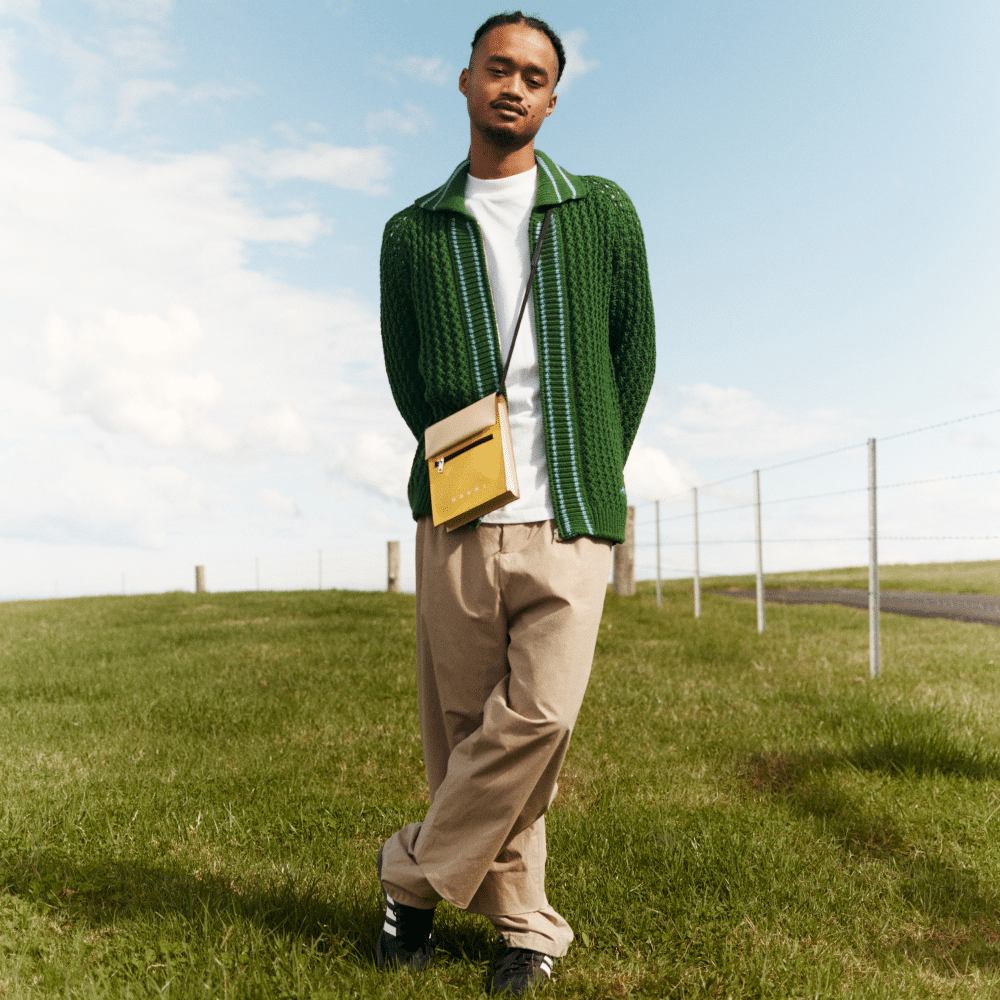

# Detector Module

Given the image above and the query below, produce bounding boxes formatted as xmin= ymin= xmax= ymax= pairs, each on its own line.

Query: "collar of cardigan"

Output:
xmin=413 ymin=149 xmax=585 ymax=215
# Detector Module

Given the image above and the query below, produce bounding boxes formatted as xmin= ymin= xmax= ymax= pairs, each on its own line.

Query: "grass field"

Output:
xmin=1 ymin=563 xmax=999 ymax=998
xmin=705 ymin=560 xmax=1000 ymax=595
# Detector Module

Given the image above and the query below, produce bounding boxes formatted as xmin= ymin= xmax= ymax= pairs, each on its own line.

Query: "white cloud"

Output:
xmin=88 ymin=0 xmax=172 ymax=21
xmin=366 ymin=100 xmax=433 ymax=137
xmin=660 ymin=384 xmax=860 ymax=460
xmin=239 ymin=141 xmax=393 ymax=195
xmin=42 ymin=311 xmax=322 ymax=458
xmin=0 ymin=0 xmax=38 ymax=19
xmin=116 ymin=77 xmax=178 ymax=127
xmin=260 ymin=488 xmax=300 ymax=517
xmin=0 ymin=60 xmax=396 ymax=557
xmin=245 ymin=406 xmax=313 ymax=456
xmin=105 ymin=22 xmax=173 ymax=72
xmin=329 ymin=431 xmax=413 ymax=502
xmin=182 ymin=79 xmax=260 ymax=105
xmin=0 ymin=129 xmax=327 ymax=300
xmin=558 ymin=29 xmax=598 ymax=92
xmin=0 ymin=9 xmax=423 ymax=590
xmin=624 ymin=440 xmax=698 ymax=501
xmin=368 ymin=509 xmax=393 ymax=529
xmin=949 ymin=430 xmax=997 ymax=450
xmin=951 ymin=382 xmax=993 ymax=402
xmin=377 ymin=55 xmax=452 ymax=86
xmin=43 ymin=309 xmax=235 ymax=452
xmin=0 ymin=2 xmax=175 ymax=135
xmin=0 ymin=33 xmax=23 ymax=106
xmin=0 ymin=446 xmax=205 ymax=548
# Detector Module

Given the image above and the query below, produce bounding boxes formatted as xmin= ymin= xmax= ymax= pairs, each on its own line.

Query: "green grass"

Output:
xmin=704 ymin=559 xmax=1000 ymax=594
xmin=1 ymin=564 xmax=999 ymax=998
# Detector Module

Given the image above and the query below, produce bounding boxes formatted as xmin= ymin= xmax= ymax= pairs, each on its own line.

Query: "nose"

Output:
xmin=499 ymin=75 xmax=525 ymax=101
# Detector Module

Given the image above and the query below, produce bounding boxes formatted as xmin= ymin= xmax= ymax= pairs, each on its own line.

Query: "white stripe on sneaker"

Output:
xmin=540 ymin=956 xmax=553 ymax=976
xmin=384 ymin=894 xmax=399 ymax=936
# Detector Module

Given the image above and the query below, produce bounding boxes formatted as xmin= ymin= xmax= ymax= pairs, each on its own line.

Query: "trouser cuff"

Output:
xmin=488 ymin=906 xmax=574 ymax=958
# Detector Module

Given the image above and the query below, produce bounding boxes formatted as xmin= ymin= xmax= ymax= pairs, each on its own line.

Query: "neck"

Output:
xmin=467 ymin=135 xmax=537 ymax=179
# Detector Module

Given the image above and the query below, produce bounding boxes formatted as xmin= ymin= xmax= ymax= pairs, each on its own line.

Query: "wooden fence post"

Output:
xmin=613 ymin=505 xmax=635 ymax=596
xmin=387 ymin=541 xmax=400 ymax=593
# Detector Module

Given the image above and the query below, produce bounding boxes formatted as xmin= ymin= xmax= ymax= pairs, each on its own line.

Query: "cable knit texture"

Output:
xmin=380 ymin=150 xmax=655 ymax=544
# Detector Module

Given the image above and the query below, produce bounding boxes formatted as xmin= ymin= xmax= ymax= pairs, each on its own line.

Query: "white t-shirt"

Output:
xmin=464 ymin=165 xmax=555 ymax=524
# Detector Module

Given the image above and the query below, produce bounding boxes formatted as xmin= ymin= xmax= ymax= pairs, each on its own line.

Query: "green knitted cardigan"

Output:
xmin=380 ymin=150 xmax=655 ymax=544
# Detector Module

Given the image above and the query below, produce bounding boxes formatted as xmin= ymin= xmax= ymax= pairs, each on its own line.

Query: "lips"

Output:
xmin=491 ymin=100 xmax=525 ymax=116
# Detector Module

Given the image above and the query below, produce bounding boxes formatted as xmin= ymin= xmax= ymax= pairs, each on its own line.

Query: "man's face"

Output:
xmin=458 ymin=23 xmax=559 ymax=152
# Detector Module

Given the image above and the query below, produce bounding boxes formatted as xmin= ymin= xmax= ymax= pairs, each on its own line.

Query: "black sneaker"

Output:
xmin=375 ymin=845 xmax=435 ymax=971
xmin=491 ymin=947 xmax=554 ymax=995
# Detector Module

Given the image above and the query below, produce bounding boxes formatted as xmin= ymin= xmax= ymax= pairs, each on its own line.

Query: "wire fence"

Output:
xmin=163 ymin=547 xmax=399 ymax=597
xmin=4 ymin=544 xmax=402 ymax=604
xmin=192 ymin=551 xmax=326 ymax=595
xmin=630 ymin=406 xmax=1000 ymax=675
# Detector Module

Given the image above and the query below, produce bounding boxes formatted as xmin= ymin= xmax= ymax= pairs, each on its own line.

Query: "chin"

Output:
xmin=482 ymin=125 xmax=534 ymax=151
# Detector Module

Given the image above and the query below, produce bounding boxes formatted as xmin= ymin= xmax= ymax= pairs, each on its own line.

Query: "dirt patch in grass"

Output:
xmin=740 ymin=751 xmax=815 ymax=796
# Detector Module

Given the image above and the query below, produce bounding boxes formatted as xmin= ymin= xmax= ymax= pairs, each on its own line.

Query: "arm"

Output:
xmin=380 ymin=212 xmax=433 ymax=441
xmin=607 ymin=187 xmax=656 ymax=460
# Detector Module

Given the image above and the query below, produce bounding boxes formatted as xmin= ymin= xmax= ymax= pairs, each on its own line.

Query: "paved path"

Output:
xmin=718 ymin=588 xmax=1000 ymax=627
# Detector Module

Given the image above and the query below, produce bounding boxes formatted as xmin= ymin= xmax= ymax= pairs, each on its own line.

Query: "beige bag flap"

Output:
xmin=424 ymin=393 xmax=497 ymax=458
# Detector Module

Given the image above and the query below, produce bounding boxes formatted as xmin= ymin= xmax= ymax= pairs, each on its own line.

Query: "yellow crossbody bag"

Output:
xmin=425 ymin=391 xmax=518 ymax=530
xmin=425 ymin=208 xmax=553 ymax=531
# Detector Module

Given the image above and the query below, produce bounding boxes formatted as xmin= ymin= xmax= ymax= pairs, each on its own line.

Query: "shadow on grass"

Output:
xmin=742 ymin=751 xmax=909 ymax=855
xmin=0 ymin=848 xmax=497 ymax=971
xmin=737 ymin=701 xmax=1000 ymax=975
xmin=837 ymin=700 xmax=1000 ymax=779
xmin=740 ymin=701 xmax=1000 ymax=855
xmin=742 ymin=700 xmax=1000 ymax=801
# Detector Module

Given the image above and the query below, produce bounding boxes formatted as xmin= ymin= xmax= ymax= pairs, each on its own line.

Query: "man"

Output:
xmin=377 ymin=11 xmax=655 ymax=995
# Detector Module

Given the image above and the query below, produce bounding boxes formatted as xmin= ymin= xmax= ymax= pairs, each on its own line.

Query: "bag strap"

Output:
xmin=499 ymin=207 xmax=554 ymax=393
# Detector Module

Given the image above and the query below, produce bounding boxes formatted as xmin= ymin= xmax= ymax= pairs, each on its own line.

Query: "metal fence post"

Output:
xmin=754 ymin=470 xmax=765 ymax=634
xmin=693 ymin=486 xmax=701 ymax=618
xmin=387 ymin=540 xmax=401 ymax=593
xmin=613 ymin=505 xmax=636 ymax=596
xmin=868 ymin=438 xmax=880 ymax=678
xmin=655 ymin=500 xmax=662 ymax=608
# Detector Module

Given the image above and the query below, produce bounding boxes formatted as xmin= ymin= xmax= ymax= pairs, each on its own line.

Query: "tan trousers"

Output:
xmin=379 ymin=518 xmax=612 ymax=957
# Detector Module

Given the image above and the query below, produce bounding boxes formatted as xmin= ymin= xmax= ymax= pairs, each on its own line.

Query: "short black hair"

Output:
xmin=471 ymin=12 xmax=566 ymax=85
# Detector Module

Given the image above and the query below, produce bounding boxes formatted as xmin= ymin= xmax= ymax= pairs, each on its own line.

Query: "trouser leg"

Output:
xmin=379 ymin=519 xmax=611 ymax=956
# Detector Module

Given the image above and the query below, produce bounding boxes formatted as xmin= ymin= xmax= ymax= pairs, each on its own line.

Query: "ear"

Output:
xmin=545 ymin=92 xmax=557 ymax=116
xmin=458 ymin=67 xmax=470 ymax=97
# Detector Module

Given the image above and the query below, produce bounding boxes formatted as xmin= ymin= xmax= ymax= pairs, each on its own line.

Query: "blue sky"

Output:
xmin=1 ymin=0 xmax=998 ymax=597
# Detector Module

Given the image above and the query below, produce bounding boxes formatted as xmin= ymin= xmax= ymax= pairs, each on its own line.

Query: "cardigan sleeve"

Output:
xmin=380 ymin=212 xmax=433 ymax=442
xmin=607 ymin=186 xmax=656 ymax=460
